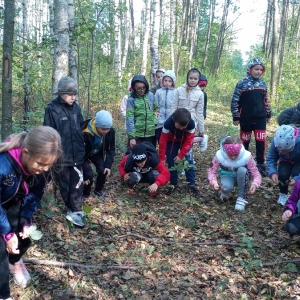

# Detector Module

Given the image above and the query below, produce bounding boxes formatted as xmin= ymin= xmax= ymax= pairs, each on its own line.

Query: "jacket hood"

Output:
xmin=247 ymin=57 xmax=265 ymax=77
xmin=186 ymin=68 xmax=201 ymax=86
xmin=131 ymin=75 xmax=149 ymax=97
xmin=162 ymin=70 xmax=176 ymax=87
xmin=200 ymin=74 xmax=207 ymax=82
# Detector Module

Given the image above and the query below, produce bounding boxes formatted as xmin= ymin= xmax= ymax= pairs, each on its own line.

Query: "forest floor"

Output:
xmin=11 ymin=101 xmax=300 ymax=300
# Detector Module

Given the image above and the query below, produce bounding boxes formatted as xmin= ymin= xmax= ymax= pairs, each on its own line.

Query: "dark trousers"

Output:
xmin=240 ymin=119 xmax=266 ymax=164
xmin=278 ymin=161 xmax=300 ymax=194
xmin=0 ymin=200 xmax=31 ymax=299
xmin=128 ymin=170 xmax=159 ymax=188
xmin=126 ymin=136 xmax=156 ymax=154
xmin=155 ymin=128 xmax=163 ymax=146
xmin=82 ymin=157 xmax=107 ymax=196
xmin=56 ymin=166 xmax=84 ymax=212
xmin=166 ymin=141 xmax=195 ymax=186
xmin=284 ymin=215 xmax=300 ymax=237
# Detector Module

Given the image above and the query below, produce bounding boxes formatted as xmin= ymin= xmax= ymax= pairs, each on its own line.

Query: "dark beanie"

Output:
xmin=132 ymin=144 xmax=147 ymax=162
xmin=57 ymin=76 xmax=78 ymax=95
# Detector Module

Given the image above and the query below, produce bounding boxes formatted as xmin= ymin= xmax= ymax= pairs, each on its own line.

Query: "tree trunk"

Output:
xmin=170 ymin=0 xmax=175 ymax=70
xmin=1 ymin=0 xmax=15 ymax=140
xmin=263 ymin=1 xmax=271 ymax=54
xmin=188 ymin=0 xmax=200 ymax=67
xmin=141 ymin=0 xmax=151 ymax=75
xmin=52 ymin=0 xmax=69 ymax=98
xmin=114 ymin=0 xmax=122 ymax=82
xmin=121 ymin=0 xmax=130 ymax=72
xmin=150 ymin=0 xmax=160 ymax=88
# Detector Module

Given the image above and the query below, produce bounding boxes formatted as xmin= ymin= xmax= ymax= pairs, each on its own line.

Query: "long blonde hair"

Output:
xmin=0 ymin=126 xmax=62 ymax=162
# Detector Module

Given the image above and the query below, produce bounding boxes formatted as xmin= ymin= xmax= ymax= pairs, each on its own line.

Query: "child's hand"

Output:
xmin=84 ymin=179 xmax=90 ymax=185
xmin=271 ymin=173 xmax=279 ymax=184
xmin=104 ymin=168 xmax=111 ymax=177
xmin=130 ymin=139 xmax=136 ymax=148
xmin=248 ymin=184 xmax=257 ymax=195
xmin=174 ymin=156 xmax=181 ymax=162
xmin=282 ymin=209 xmax=292 ymax=222
xmin=148 ymin=183 xmax=158 ymax=193
xmin=233 ymin=121 xmax=239 ymax=126
xmin=19 ymin=226 xmax=30 ymax=240
xmin=212 ymin=182 xmax=220 ymax=190
xmin=6 ymin=234 xmax=20 ymax=254
xmin=124 ymin=173 xmax=131 ymax=181
xmin=287 ymin=179 xmax=296 ymax=186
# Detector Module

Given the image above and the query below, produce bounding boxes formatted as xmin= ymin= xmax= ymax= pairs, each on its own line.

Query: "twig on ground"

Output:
xmin=261 ymin=258 xmax=300 ymax=267
xmin=23 ymin=259 xmax=142 ymax=270
xmin=113 ymin=232 xmax=258 ymax=247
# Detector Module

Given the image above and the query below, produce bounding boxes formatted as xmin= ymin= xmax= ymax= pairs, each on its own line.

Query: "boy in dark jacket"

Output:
xmin=119 ymin=142 xmax=170 ymax=196
xmin=82 ymin=110 xmax=115 ymax=199
xmin=231 ymin=57 xmax=272 ymax=177
xmin=278 ymin=103 xmax=300 ymax=126
xmin=43 ymin=76 xmax=86 ymax=228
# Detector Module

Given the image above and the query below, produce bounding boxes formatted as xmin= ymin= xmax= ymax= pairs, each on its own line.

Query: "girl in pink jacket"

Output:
xmin=207 ymin=136 xmax=262 ymax=210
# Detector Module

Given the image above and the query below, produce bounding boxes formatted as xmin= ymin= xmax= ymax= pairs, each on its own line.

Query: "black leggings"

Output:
xmin=285 ymin=215 xmax=300 ymax=237
xmin=278 ymin=161 xmax=300 ymax=194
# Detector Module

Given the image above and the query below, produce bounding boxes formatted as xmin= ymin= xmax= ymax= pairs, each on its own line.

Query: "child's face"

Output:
xmin=60 ymin=93 xmax=76 ymax=105
xmin=162 ymin=76 xmax=173 ymax=88
xmin=228 ymin=155 xmax=238 ymax=160
xmin=156 ymin=71 xmax=164 ymax=82
xmin=250 ymin=65 xmax=264 ymax=78
xmin=174 ymin=122 xmax=187 ymax=130
xmin=188 ymin=72 xmax=199 ymax=87
xmin=135 ymin=82 xmax=146 ymax=96
xmin=96 ymin=127 xmax=110 ymax=136
xmin=135 ymin=160 xmax=146 ymax=168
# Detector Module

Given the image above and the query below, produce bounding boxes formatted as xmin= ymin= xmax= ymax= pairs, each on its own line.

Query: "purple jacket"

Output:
xmin=284 ymin=180 xmax=300 ymax=215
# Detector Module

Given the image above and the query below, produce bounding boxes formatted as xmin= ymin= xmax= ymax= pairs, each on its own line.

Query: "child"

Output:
xmin=150 ymin=68 xmax=166 ymax=94
xmin=126 ymin=75 xmax=157 ymax=149
xmin=266 ymin=125 xmax=300 ymax=206
xmin=282 ymin=179 xmax=300 ymax=237
xmin=119 ymin=142 xmax=170 ymax=196
xmin=82 ymin=110 xmax=115 ymax=199
xmin=120 ymin=78 xmax=133 ymax=130
xmin=207 ymin=136 xmax=262 ymax=210
xmin=159 ymin=108 xmax=198 ymax=196
xmin=231 ymin=57 xmax=272 ymax=177
xmin=277 ymin=103 xmax=300 ymax=126
xmin=154 ymin=70 xmax=176 ymax=143
xmin=0 ymin=126 xmax=61 ymax=297
xmin=43 ymin=76 xmax=86 ymax=228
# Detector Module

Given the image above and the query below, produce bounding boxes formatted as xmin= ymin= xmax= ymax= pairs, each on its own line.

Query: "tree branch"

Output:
xmin=261 ymin=258 xmax=300 ymax=267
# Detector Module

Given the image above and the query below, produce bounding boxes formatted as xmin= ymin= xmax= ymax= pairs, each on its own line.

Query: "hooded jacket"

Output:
xmin=154 ymin=70 xmax=176 ymax=129
xmin=170 ymin=83 xmax=204 ymax=133
xmin=283 ymin=179 xmax=300 ymax=216
xmin=231 ymin=57 xmax=271 ymax=124
xmin=82 ymin=118 xmax=115 ymax=169
xmin=277 ymin=103 xmax=300 ymax=126
xmin=266 ymin=127 xmax=300 ymax=181
xmin=0 ymin=148 xmax=50 ymax=235
xmin=126 ymin=75 xmax=157 ymax=139
xmin=118 ymin=142 xmax=170 ymax=186
xmin=43 ymin=96 xmax=85 ymax=166
xmin=199 ymin=74 xmax=208 ymax=118
xmin=207 ymin=137 xmax=261 ymax=188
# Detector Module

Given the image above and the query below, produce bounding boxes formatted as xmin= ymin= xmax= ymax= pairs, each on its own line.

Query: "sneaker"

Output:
xmin=220 ymin=192 xmax=229 ymax=201
xmin=200 ymin=135 xmax=208 ymax=152
xmin=257 ymin=164 xmax=267 ymax=177
xmin=93 ymin=190 xmax=105 ymax=199
xmin=277 ymin=193 xmax=288 ymax=206
xmin=235 ymin=197 xmax=248 ymax=210
xmin=189 ymin=185 xmax=200 ymax=197
xmin=66 ymin=211 xmax=85 ymax=228
xmin=165 ymin=185 xmax=178 ymax=196
xmin=9 ymin=259 xmax=31 ymax=288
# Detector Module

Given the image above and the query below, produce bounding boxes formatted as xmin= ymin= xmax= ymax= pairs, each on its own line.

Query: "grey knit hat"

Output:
xmin=162 ymin=70 xmax=176 ymax=85
xmin=57 ymin=76 xmax=78 ymax=95
xmin=95 ymin=110 xmax=113 ymax=128
xmin=274 ymin=125 xmax=295 ymax=151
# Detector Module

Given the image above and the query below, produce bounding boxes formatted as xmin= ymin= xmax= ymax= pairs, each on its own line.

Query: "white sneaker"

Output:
xmin=277 ymin=193 xmax=288 ymax=206
xmin=66 ymin=211 xmax=85 ymax=228
xmin=9 ymin=259 xmax=31 ymax=288
xmin=235 ymin=197 xmax=248 ymax=210
xmin=200 ymin=135 xmax=208 ymax=152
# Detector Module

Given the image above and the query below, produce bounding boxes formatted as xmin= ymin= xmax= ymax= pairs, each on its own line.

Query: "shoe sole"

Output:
xmin=66 ymin=215 xmax=85 ymax=228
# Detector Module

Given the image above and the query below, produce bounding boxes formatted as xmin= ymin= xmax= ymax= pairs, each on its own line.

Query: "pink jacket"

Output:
xmin=207 ymin=155 xmax=262 ymax=188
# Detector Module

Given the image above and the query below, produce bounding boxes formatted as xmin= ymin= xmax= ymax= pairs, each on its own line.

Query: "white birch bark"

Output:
xmin=114 ymin=0 xmax=122 ymax=82
xmin=150 ymin=0 xmax=160 ymax=88
xmin=121 ymin=0 xmax=130 ymax=72
xmin=141 ymin=0 xmax=151 ymax=75
xmin=170 ymin=0 xmax=175 ymax=70
xmin=52 ymin=0 xmax=69 ymax=98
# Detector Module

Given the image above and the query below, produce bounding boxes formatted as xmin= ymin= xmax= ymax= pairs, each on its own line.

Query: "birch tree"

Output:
xmin=52 ymin=0 xmax=69 ymax=97
xmin=170 ymin=0 xmax=175 ymax=70
xmin=150 ymin=0 xmax=161 ymax=88
xmin=2 ymin=0 xmax=15 ymax=139
xmin=141 ymin=0 xmax=151 ymax=75
xmin=121 ymin=0 xmax=130 ymax=72
xmin=114 ymin=0 xmax=122 ymax=82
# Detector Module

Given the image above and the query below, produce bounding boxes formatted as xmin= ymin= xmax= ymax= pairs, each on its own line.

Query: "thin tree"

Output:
xmin=2 ymin=0 xmax=16 ymax=139
xmin=170 ymin=0 xmax=175 ymax=70
xmin=114 ymin=0 xmax=122 ymax=82
xmin=121 ymin=0 xmax=130 ymax=73
xmin=141 ymin=0 xmax=151 ymax=75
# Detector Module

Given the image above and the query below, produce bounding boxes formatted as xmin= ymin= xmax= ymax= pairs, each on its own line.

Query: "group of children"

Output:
xmin=2 ymin=58 xmax=300 ymax=299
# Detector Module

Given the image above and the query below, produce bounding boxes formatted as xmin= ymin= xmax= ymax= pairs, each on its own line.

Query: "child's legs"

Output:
xmin=155 ymin=128 xmax=163 ymax=145
xmin=82 ymin=161 xmax=94 ymax=196
xmin=137 ymin=136 xmax=156 ymax=148
xmin=0 ymin=239 xmax=10 ymax=298
xmin=236 ymin=167 xmax=250 ymax=199
xmin=278 ymin=161 xmax=293 ymax=194
xmin=284 ymin=216 xmax=300 ymax=237
xmin=141 ymin=170 xmax=160 ymax=185
xmin=253 ymin=119 xmax=267 ymax=164
xmin=184 ymin=146 xmax=195 ymax=186
xmin=89 ymin=156 xmax=106 ymax=192
xmin=128 ymin=172 xmax=142 ymax=188
xmin=166 ymin=141 xmax=180 ymax=186
xmin=240 ymin=123 xmax=253 ymax=151
xmin=291 ymin=162 xmax=300 ymax=180
xmin=220 ymin=176 xmax=236 ymax=197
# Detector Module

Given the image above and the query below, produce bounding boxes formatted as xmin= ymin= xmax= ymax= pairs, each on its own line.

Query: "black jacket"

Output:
xmin=81 ymin=119 xmax=115 ymax=169
xmin=278 ymin=103 xmax=300 ymax=126
xmin=43 ymin=96 xmax=85 ymax=166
